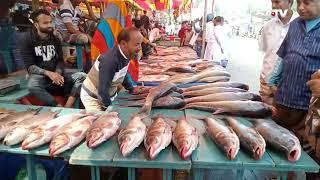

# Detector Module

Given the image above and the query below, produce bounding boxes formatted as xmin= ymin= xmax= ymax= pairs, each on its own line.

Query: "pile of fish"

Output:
xmin=193 ymin=116 xmax=301 ymax=162
xmin=118 ymin=81 xmax=272 ymax=118
xmin=139 ymin=46 xmax=222 ymax=82
xmin=0 ymin=109 xmax=122 ymax=156
xmin=118 ymin=114 xmax=199 ymax=160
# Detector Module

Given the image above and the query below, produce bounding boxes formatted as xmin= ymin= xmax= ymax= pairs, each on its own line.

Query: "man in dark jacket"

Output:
xmin=21 ymin=9 xmax=86 ymax=108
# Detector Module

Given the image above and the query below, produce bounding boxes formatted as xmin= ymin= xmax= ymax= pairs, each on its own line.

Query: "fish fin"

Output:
xmin=227 ymin=126 xmax=236 ymax=134
xmin=141 ymin=117 xmax=153 ymax=126
xmin=48 ymin=125 xmax=59 ymax=132
xmin=72 ymin=130 xmax=83 ymax=137
xmin=53 ymin=109 xmax=62 ymax=116
xmin=28 ymin=107 xmax=43 ymax=114
xmin=165 ymin=118 xmax=177 ymax=129
xmin=212 ymin=109 xmax=226 ymax=115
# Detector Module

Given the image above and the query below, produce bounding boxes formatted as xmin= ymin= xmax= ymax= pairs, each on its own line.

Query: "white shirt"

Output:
xmin=149 ymin=28 xmax=160 ymax=43
xmin=205 ymin=21 xmax=215 ymax=42
xmin=259 ymin=12 xmax=299 ymax=82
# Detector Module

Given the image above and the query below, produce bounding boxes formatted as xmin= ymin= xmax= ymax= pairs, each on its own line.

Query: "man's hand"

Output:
xmin=307 ymin=70 xmax=320 ymax=98
xmin=307 ymin=79 xmax=320 ymax=98
xmin=311 ymin=70 xmax=320 ymax=80
xmin=129 ymin=86 xmax=146 ymax=95
xmin=45 ymin=71 xmax=64 ymax=86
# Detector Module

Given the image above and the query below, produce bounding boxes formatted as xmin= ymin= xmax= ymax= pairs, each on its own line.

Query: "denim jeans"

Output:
xmin=27 ymin=71 xmax=86 ymax=106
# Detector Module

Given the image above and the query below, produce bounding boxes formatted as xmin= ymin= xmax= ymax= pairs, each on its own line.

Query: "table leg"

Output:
xmin=95 ymin=166 xmax=100 ymax=180
xmin=26 ymin=154 xmax=36 ymax=180
xmin=128 ymin=168 xmax=135 ymax=180
xmin=193 ymin=168 xmax=204 ymax=180
xmin=91 ymin=166 xmax=96 ymax=180
xmin=236 ymin=169 xmax=244 ymax=180
xmin=76 ymin=45 xmax=83 ymax=70
xmin=162 ymin=169 xmax=172 ymax=180
xmin=276 ymin=172 xmax=288 ymax=180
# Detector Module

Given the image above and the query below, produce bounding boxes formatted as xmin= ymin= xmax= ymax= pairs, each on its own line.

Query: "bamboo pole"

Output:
xmin=200 ymin=0 xmax=208 ymax=58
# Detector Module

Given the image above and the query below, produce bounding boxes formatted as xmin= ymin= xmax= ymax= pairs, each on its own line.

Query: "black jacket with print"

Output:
xmin=21 ymin=29 xmax=64 ymax=75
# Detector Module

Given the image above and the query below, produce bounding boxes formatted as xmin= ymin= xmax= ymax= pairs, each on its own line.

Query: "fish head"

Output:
xmin=119 ymin=135 xmax=135 ymax=157
xmin=119 ymin=126 xmax=145 ymax=157
xmin=253 ymin=145 xmax=265 ymax=160
xmin=177 ymin=138 xmax=194 ymax=160
xmin=22 ymin=130 xmax=45 ymax=150
xmin=287 ymin=141 xmax=302 ymax=162
xmin=145 ymin=136 xmax=162 ymax=159
xmin=225 ymin=145 xmax=239 ymax=160
xmin=49 ymin=133 xmax=70 ymax=156
xmin=86 ymin=128 xmax=104 ymax=148
xmin=4 ymin=127 xmax=28 ymax=146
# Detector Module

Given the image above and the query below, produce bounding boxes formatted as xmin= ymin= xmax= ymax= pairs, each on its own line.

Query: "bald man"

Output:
xmin=80 ymin=27 xmax=143 ymax=111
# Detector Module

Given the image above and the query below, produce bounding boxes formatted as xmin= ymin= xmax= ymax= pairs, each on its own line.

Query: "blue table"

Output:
xmin=0 ymin=102 xmax=318 ymax=180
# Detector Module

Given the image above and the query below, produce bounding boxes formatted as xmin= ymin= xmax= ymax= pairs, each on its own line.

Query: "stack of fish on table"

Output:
xmin=115 ymin=62 xmax=302 ymax=161
xmin=0 ymin=108 xmax=122 ymax=157
xmin=139 ymin=46 xmax=222 ymax=82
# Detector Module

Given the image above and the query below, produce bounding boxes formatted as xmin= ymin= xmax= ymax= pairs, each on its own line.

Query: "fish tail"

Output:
xmin=251 ymin=94 xmax=262 ymax=102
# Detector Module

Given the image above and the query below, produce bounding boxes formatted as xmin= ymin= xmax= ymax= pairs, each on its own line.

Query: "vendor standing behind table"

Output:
xmin=80 ymin=27 xmax=143 ymax=111
xmin=21 ymin=9 xmax=86 ymax=108
xmin=203 ymin=14 xmax=215 ymax=61
xmin=268 ymin=0 xmax=320 ymax=142
xmin=259 ymin=0 xmax=297 ymax=105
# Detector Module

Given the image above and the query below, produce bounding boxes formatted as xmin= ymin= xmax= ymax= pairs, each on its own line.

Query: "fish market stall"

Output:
xmin=0 ymin=101 xmax=318 ymax=180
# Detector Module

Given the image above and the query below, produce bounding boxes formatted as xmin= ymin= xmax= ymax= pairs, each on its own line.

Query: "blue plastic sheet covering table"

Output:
xmin=0 ymin=101 xmax=319 ymax=180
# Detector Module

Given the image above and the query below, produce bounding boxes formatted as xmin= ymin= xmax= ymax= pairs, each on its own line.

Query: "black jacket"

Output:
xmin=21 ymin=29 xmax=64 ymax=75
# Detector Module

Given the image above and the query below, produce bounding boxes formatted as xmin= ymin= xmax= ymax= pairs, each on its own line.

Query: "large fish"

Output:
xmin=120 ymin=96 xmax=186 ymax=109
xmin=197 ymin=76 xmax=230 ymax=83
xmin=182 ymin=82 xmax=249 ymax=92
xmin=144 ymin=115 xmax=172 ymax=159
xmin=118 ymin=91 xmax=183 ymax=101
xmin=183 ymin=87 xmax=247 ymax=97
xmin=184 ymin=92 xmax=261 ymax=104
xmin=183 ymin=101 xmax=273 ymax=118
xmin=86 ymin=112 xmax=121 ymax=148
xmin=0 ymin=108 xmax=41 ymax=139
xmin=199 ymin=117 xmax=240 ymax=160
xmin=172 ymin=118 xmax=198 ymax=160
xmin=140 ymin=82 xmax=181 ymax=116
xmin=254 ymin=120 xmax=301 ymax=162
xmin=225 ymin=117 xmax=266 ymax=160
xmin=171 ymin=69 xmax=230 ymax=84
xmin=164 ymin=66 xmax=196 ymax=74
xmin=49 ymin=115 xmax=98 ymax=156
xmin=4 ymin=110 xmax=60 ymax=146
xmin=118 ymin=114 xmax=147 ymax=157
xmin=22 ymin=113 xmax=87 ymax=150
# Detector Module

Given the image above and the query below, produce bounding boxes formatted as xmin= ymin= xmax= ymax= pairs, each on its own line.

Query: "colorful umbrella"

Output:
xmin=91 ymin=0 xmax=139 ymax=83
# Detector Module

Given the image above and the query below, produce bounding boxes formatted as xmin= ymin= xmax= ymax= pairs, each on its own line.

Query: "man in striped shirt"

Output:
xmin=55 ymin=0 xmax=97 ymax=44
xmin=269 ymin=0 xmax=320 ymax=141
xmin=80 ymin=27 xmax=142 ymax=111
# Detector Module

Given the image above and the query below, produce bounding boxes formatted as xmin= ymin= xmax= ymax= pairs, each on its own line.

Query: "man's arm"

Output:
xmin=122 ymin=73 xmax=134 ymax=93
xmin=81 ymin=0 xmax=98 ymax=22
xmin=55 ymin=39 xmax=65 ymax=75
xmin=20 ymin=32 xmax=46 ymax=75
xmin=98 ymin=56 xmax=117 ymax=108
